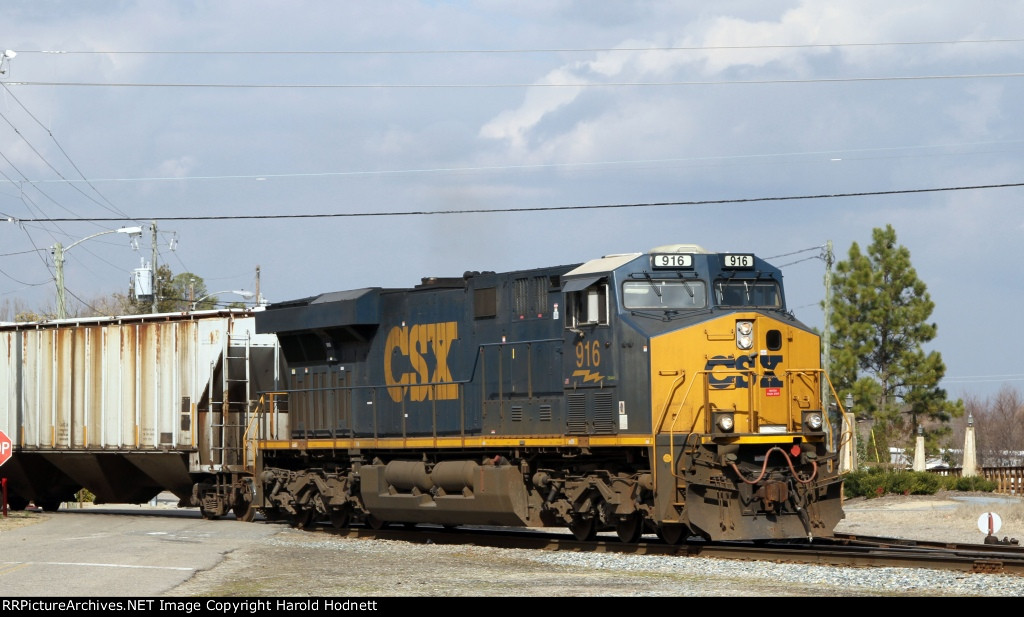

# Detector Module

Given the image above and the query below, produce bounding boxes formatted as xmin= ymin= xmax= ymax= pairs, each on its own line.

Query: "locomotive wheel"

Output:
xmin=657 ymin=523 xmax=687 ymax=545
xmin=365 ymin=514 xmax=389 ymax=530
xmin=615 ymin=513 xmax=644 ymax=543
xmin=569 ymin=517 xmax=597 ymax=542
xmin=329 ymin=508 xmax=351 ymax=530
xmin=289 ymin=509 xmax=315 ymax=530
xmin=233 ymin=502 xmax=256 ymax=522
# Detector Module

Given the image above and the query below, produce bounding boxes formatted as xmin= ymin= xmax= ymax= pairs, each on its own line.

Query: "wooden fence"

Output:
xmin=928 ymin=467 xmax=1023 ymax=495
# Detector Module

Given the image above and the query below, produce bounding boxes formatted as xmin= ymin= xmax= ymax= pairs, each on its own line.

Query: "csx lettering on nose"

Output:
xmin=706 ymin=354 xmax=784 ymax=389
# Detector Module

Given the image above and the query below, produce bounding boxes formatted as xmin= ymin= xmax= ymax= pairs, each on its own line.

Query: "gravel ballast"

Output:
xmin=165 ymin=491 xmax=1024 ymax=597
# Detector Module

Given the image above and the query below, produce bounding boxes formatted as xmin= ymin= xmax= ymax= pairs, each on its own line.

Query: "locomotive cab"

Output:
xmin=559 ymin=245 xmax=845 ymax=541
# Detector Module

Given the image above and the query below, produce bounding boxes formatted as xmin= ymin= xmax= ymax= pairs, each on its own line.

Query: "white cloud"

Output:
xmin=151 ymin=156 xmax=198 ymax=179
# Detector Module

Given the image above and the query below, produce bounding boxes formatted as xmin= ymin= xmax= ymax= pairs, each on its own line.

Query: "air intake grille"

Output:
xmin=593 ymin=391 xmax=615 ymax=434
xmin=567 ymin=394 xmax=587 ymax=434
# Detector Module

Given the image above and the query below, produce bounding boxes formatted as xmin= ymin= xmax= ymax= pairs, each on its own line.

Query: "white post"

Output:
xmin=962 ymin=414 xmax=978 ymax=477
xmin=840 ymin=393 xmax=857 ymax=472
xmin=913 ymin=425 xmax=926 ymax=471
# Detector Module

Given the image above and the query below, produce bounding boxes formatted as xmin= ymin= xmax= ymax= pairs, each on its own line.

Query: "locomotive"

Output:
xmin=245 ymin=243 xmax=846 ymax=542
xmin=0 ymin=243 xmax=846 ymax=543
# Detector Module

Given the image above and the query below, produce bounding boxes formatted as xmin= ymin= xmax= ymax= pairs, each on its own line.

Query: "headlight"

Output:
xmin=802 ymin=411 xmax=823 ymax=431
xmin=736 ymin=321 xmax=753 ymax=350
xmin=713 ymin=411 xmax=735 ymax=433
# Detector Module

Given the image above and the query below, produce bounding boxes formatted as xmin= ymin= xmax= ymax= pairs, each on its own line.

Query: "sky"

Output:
xmin=1 ymin=1 xmax=1022 ymax=402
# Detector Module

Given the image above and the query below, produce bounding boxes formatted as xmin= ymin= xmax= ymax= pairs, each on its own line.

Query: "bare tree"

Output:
xmin=955 ymin=385 xmax=1024 ymax=467
xmin=1 ymin=297 xmax=47 ymax=322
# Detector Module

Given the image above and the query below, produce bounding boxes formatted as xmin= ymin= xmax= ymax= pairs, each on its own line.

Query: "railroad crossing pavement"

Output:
xmin=0 ymin=495 xmax=282 ymax=597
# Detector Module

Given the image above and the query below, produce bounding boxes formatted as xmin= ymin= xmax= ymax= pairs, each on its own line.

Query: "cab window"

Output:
xmin=714 ymin=280 xmax=781 ymax=307
xmin=622 ymin=280 xmax=706 ymax=309
xmin=565 ymin=281 xmax=609 ymax=327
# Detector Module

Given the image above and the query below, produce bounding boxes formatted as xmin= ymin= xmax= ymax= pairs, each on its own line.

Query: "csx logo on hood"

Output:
xmin=384 ymin=322 xmax=459 ymax=402
xmin=705 ymin=354 xmax=783 ymax=389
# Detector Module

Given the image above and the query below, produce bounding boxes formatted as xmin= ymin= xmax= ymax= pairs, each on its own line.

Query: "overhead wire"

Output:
xmin=773 ymin=255 xmax=823 ymax=269
xmin=16 ymin=38 xmax=1024 ymax=55
xmin=0 ymin=80 xmax=152 ymax=310
xmin=9 ymin=138 xmax=1021 ymax=187
xmin=7 ymin=180 xmax=1023 ymax=223
xmin=8 ymin=40 xmax=1024 ymax=89
xmin=0 ymin=82 xmax=135 ymax=221
xmin=944 ymin=374 xmax=1024 ymax=384
xmin=7 ymin=72 xmax=1024 ymax=89
xmin=765 ymin=245 xmax=823 ymax=260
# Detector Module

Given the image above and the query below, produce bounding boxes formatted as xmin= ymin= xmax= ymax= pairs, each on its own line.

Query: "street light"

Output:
xmin=191 ymin=290 xmax=255 ymax=311
xmin=53 ymin=226 xmax=143 ymax=319
xmin=0 ymin=49 xmax=16 ymax=75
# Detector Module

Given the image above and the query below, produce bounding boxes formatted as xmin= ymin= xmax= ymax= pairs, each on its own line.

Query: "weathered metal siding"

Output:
xmin=0 ymin=314 xmax=264 ymax=451
xmin=0 ymin=312 xmax=283 ymax=507
xmin=0 ymin=330 xmax=18 ymax=443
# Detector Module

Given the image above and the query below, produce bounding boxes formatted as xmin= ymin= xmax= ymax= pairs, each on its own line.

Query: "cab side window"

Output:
xmin=566 ymin=282 xmax=609 ymax=327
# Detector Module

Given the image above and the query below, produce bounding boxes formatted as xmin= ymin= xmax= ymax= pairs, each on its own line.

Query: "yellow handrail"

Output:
xmin=242 ymin=391 xmax=288 ymax=472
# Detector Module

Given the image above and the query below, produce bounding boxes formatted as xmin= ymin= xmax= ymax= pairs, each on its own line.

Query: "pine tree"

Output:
xmin=828 ymin=224 xmax=962 ymax=463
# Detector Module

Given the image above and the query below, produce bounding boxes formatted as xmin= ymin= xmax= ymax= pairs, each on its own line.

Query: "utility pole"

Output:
xmin=54 ymin=242 xmax=66 ymax=319
xmin=821 ymin=240 xmax=834 ymax=447
xmin=150 ymin=221 xmax=158 ymax=314
xmin=255 ymin=265 xmax=262 ymax=306
xmin=52 ymin=226 xmax=142 ymax=320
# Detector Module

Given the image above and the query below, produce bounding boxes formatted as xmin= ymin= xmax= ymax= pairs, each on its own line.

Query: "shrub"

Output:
xmin=943 ymin=475 xmax=998 ymax=492
xmin=75 ymin=488 xmax=96 ymax=503
xmin=841 ymin=470 xmax=988 ymax=498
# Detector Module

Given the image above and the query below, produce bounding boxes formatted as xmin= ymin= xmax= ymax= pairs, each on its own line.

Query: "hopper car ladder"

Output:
xmin=207 ymin=331 xmax=253 ymax=470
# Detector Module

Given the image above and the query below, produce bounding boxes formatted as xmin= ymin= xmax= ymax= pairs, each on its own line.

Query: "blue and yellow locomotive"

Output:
xmin=252 ymin=243 xmax=845 ymax=542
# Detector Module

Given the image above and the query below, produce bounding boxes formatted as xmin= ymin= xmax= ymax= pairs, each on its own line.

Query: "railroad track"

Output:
xmin=41 ymin=505 xmax=1024 ymax=579
xmin=315 ymin=523 xmax=1024 ymax=577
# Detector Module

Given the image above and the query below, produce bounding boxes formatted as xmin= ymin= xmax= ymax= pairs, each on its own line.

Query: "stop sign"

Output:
xmin=0 ymin=429 xmax=11 ymax=468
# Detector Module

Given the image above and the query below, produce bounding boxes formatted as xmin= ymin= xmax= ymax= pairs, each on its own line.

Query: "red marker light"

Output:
xmin=790 ymin=444 xmax=801 ymax=457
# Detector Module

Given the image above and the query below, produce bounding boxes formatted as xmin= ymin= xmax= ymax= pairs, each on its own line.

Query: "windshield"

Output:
xmin=622 ymin=280 xmax=707 ymax=310
xmin=714 ymin=280 xmax=781 ymax=307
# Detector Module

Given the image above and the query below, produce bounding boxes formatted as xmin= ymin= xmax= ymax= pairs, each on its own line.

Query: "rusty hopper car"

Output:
xmin=0 ymin=310 xmax=279 ymax=514
xmin=251 ymin=244 xmax=846 ymax=542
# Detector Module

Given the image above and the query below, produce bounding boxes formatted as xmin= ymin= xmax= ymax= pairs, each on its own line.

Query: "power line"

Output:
xmin=774 ymin=255 xmax=822 ymax=269
xmin=7 ymin=72 xmax=1024 ymax=89
xmin=945 ymin=375 xmax=1024 ymax=384
xmin=0 ymin=247 xmax=47 ymax=257
xmin=8 ymin=181 xmax=1023 ymax=224
xmin=766 ymin=245 xmax=823 ymax=260
xmin=0 ymin=266 xmax=49 ymax=287
xmin=15 ymin=39 xmax=1024 ymax=55
xmin=8 ymin=138 xmax=1022 ymax=187
xmin=0 ymin=83 xmax=134 ymax=221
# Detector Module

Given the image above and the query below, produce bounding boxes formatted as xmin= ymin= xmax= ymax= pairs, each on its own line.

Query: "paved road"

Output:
xmin=0 ymin=498 xmax=282 ymax=597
